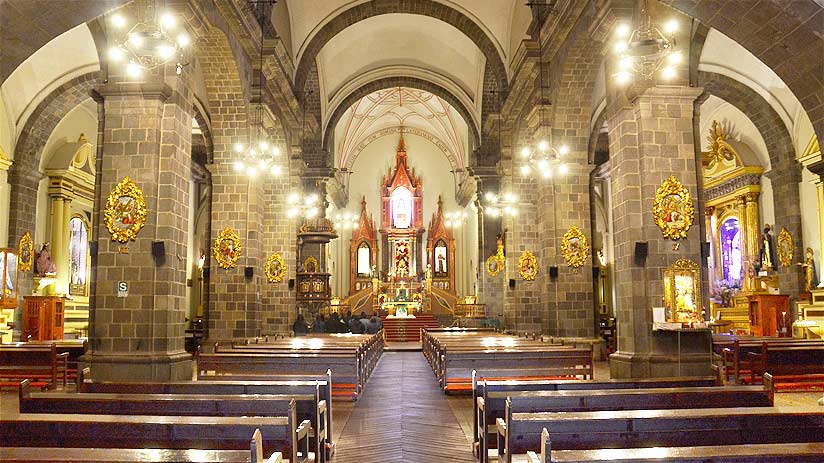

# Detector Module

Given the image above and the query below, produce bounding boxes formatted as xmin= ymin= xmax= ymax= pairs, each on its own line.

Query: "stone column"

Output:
xmin=475 ymin=171 xmax=505 ymax=320
xmin=608 ymin=85 xmax=708 ymax=378
xmin=767 ymin=163 xmax=804 ymax=298
xmin=82 ymin=74 xmax=194 ymax=380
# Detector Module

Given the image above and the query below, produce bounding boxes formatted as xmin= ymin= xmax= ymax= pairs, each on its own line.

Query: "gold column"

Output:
xmin=735 ymin=195 xmax=748 ymax=280
xmin=705 ymin=206 xmax=716 ymax=283
xmin=61 ymin=198 xmax=72 ymax=295
xmin=711 ymin=208 xmax=723 ymax=281
xmin=744 ymin=192 xmax=760 ymax=271
xmin=817 ymin=180 xmax=824 ymax=265
xmin=48 ymin=197 xmax=64 ymax=296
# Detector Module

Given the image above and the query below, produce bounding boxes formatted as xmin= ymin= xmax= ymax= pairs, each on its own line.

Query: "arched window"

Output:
xmin=69 ymin=217 xmax=89 ymax=296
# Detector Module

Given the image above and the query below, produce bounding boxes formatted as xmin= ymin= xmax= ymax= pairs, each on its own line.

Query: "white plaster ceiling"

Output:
xmin=334 ymin=87 xmax=468 ymax=171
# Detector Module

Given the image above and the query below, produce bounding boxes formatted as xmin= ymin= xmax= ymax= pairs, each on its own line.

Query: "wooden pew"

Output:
xmin=476 ymin=375 xmax=774 ymax=463
xmin=77 ymin=367 xmax=334 ymax=460
xmin=721 ymin=339 xmax=824 ymax=386
xmin=496 ymin=404 xmax=824 ymax=463
xmin=25 ymin=339 xmax=87 ymax=382
xmin=0 ymin=429 xmax=284 ymax=462
xmin=0 ymin=410 xmax=310 ymax=463
xmin=0 ymin=343 xmax=68 ymax=390
xmin=524 ymin=429 xmax=824 ymax=463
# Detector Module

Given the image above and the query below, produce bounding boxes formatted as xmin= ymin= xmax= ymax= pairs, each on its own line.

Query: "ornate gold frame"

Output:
xmin=561 ymin=226 xmax=590 ymax=268
xmin=486 ymin=254 xmax=503 ymax=277
xmin=653 ymin=176 xmax=695 ymax=241
xmin=518 ymin=251 xmax=538 ymax=281
xmin=777 ymin=226 xmax=794 ymax=268
xmin=212 ymin=227 xmax=242 ymax=269
xmin=662 ymin=258 xmax=701 ymax=322
xmin=265 ymin=252 xmax=286 ymax=284
xmin=304 ymin=256 xmax=319 ymax=273
xmin=104 ymin=177 xmax=147 ymax=242
xmin=18 ymin=232 xmax=33 ymax=272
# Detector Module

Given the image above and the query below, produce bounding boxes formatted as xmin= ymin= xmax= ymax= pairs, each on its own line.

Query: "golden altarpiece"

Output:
xmin=426 ymin=196 xmax=456 ymax=293
xmin=702 ymin=121 xmax=771 ymax=333
xmin=349 ymin=197 xmax=378 ymax=295
xmin=795 ymin=135 xmax=824 ymax=338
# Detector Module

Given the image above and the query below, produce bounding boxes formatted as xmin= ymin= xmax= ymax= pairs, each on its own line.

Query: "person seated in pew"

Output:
xmin=325 ymin=313 xmax=345 ymax=333
xmin=293 ymin=313 xmax=309 ymax=336
xmin=349 ymin=316 xmax=365 ymax=334
xmin=358 ymin=312 xmax=370 ymax=331
xmin=311 ymin=314 xmax=326 ymax=334
xmin=365 ymin=316 xmax=381 ymax=334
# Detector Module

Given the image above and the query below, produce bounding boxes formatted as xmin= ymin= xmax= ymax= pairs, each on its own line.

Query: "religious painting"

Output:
xmin=391 ymin=186 xmax=413 ymax=229
xmin=18 ymin=232 xmax=33 ymax=273
xmin=265 ymin=251 xmax=286 ymax=284
xmin=304 ymin=256 xmax=319 ymax=273
xmin=518 ymin=251 xmax=538 ymax=281
xmin=777 ymin=227 xmax=794 ymax=268
xmin=561 ymin=226 xmax=589 ymax=268
xmin=69 ymin=218 xmax=89 ymax=296
xmin=0 ymin=249 xmax=18 ymax=308
xmin=434 ymin=241 xmax=448 ymax=276
xmin=662 ymin=259 xmax=702 ymax=324
xmin=720 ymin=217 xmax=742 ymax=282
xmin=356 ymin=243 xmax=371 ymax=276
xmin=212 ymin=227 xmax=241 ymax=269
xmin=652 ymin=176 xmax=695 ymax=241
xmin=104 ymin=177 xmax=147 ymax=243
xmin=394 ymin=240 xmax=410 ymax=275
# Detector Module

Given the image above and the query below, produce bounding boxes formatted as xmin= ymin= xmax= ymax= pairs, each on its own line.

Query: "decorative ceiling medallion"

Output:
xmin=653 ymin=176 xmax=695 ymax=241
xmin=518 ymin=251 xmax=538 ymax=281
xmin=561 ymin=226 xmax=590 ymax=268
xmin=303 ymin=256 xmax=319 ymax=273
xmin=104 ymin=177 xmax=148 ymax=243
xmin=213 ymin=227 xmax=241 ymax=269
xmin=777 ymin=227 xmax=794 ymax=268
xmin=265 ymin=252 xmax=286 ymax=284
xmin=18 ymin=232 xmax=33 ymax=272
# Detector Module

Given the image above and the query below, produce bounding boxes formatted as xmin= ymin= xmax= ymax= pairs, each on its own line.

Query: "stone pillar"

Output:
xmin=475 ymin=171 xmax=505 ymax=320
xmin=608 ymin=85 xmax=708 ymax=378
xmin=767 ymin=163 xmax=804 ymax=298
xmin=82 ymin=74 xmax=194 ymax=380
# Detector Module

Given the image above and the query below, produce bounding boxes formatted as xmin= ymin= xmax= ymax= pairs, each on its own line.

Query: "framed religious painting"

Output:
xmin=561 ymin=226 xmax=589 ymax=269
xmin=213 ymin=227 xmax=241 ymax=269
xmin=304 ymin=256 xmax=319 ymax=273
xmin=486 ymin=254 xmax=503 ymax=277
xmin=18 ymin=232 xmax=33 ymax=273
xmin=777 ymin=227 xmax=794 ymax=268
xmin=518 ymin=251 xmax=538 ymax=281
xmin=104 ymin=177 xmax=147 ymax=242
xmin=652 ymin=176 xmax=695 ymax=241
xmin=265 ymin=252 xmax=286 ymax=284
xmin=662 ymin=259 xmax=701 ymax=324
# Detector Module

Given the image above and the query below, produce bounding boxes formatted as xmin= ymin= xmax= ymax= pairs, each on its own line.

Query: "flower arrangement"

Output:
xmin=710 ymin=279 xmax=741 ymax=307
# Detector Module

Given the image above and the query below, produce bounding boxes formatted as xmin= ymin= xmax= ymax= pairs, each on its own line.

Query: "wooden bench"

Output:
xmin=476 ymin=375 xmax=774 ymax=463
xmin=496 ymin=405 xmax=824 ymax=462
xmin=0 ymin=343 xmax=68 ymax=390
xmin=0 ymin=429 xmax=283 ymax=462
xmin=721 ymin=339 xmax=824 ymax=387
xmin=523 ymin=431 xmax=824 ymax=463
xmin=77 ymin=367 xmax=334 ymax=460
xmin=0 ymin=411 xmax=310 ymax=463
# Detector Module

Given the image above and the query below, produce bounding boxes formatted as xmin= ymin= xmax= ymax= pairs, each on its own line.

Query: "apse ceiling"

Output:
xmin=333 ymin=87 xmax=468 ymax=171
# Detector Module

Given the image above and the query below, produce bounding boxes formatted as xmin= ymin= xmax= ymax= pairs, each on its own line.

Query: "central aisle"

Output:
xmin=331 ymin=351 xmax=476 ymax=463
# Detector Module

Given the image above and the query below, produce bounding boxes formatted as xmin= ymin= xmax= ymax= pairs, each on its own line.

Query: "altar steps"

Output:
xmin=382 ymin=314 xmax=441 ymax=343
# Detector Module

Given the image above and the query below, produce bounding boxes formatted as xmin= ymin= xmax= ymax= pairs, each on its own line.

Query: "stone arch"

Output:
xmin=660 ymin=0 xmax=824 ymax=149
xmin=323 ymin=76 xmax=482 ymax=156
xmin=293 ymin=0 xmax=509 ymax=97
xmin=7 ymin=71 xmax=99 ymax=245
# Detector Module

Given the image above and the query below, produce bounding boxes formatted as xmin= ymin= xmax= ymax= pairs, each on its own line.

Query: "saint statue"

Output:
xmin=424 ymin=263 xmax=432 ymax=293
xmin=35 ymin=243 xmax=56 ymax=275
xmin=759 ymin=224 xmax=776 ymax=272
xmin=798 ymin=247 xmax=818 ymax=292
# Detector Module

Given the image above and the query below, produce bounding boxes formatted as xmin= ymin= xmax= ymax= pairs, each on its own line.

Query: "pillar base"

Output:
xmin=609 ymin=350 xmax=713 ymax=379
xmin=79 ymin=351 xmax=193 ymax=381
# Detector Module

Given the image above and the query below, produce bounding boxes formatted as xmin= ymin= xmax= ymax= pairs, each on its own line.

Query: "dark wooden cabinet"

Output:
xmin=22 ymin=296 xmax=65 ymax=341
xmin=748 ymin=294 xmax=790 ymax=337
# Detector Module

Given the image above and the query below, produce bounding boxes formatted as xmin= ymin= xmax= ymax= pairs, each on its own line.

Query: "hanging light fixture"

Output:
xmin=612 ymin=0 xmax=679 ymax=84
xmin=107 ymin=4 xmax=191 ymax=77
xmin=484 ymin=192 xmax=519 ymax=218
xmin=232 ymin=3 xmax=284 ymax=178
xmin=332 ymin=211 xmax=359 ymax=230
xmin=444 ymin=211 xmax=468 ymax=228
xmin=286 ymin=192 xmax=320 ymax=219
xmin=519 ymin=2 xmax=568 ymax=180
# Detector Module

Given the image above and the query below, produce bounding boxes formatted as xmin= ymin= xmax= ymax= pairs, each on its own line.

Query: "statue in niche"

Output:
xmin=798 ymin=247 xmax=819 ymax=292
xmin=759 ymin=224 xmax=776 ymax=272
xmin=35 ymin=243 xmax=56 ymax=276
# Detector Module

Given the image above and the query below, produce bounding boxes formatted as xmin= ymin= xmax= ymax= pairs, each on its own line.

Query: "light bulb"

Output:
xmin=111 ymin=14 xmax=126 ymax=28
xmin=258 ymin=159 xmax=268 ymax=169
xmin=233 ymin=161 xmax=244 ymax=172
xmin=160 ymin=13 xmax=176 ymax=29
xmin=538 ymin=159 xmax=549 ymax=170
xmin=668 ymin=51 xmax=682 ymax=65
xmin=615 ymin=71 xmax=631 ymax=85
xmin=126 ymin=62 xmax=142 ymax=78
xmin=616 ymin=23 xmax=630 ymax=38
xmin=613 ymin=42 xmax=628 ymax=54
xmin=664 ymin=19 xmax=678 ymax=35
xmin=559 ymin=164 xmax=569 ymax=175
xmin=234 ymin=143 xmax=244 ymax=153
xmin=288 ymin=193 xmax=299 ymax=204
xmin=157 ymin=44 xmax=175 ymax=60
xmin=662 ymin=67 xmax=676 ymax=80
xmin=248 ymin=149 xmax=257 ymax=157
xmin=176 ymin=33 xmax=190 ymax=48
xmin=542 ymin=169 xmax=552 ymax=179
xmin=246 ymin=166 xmax=258 ymax=177
xmin=520 ymin=147 xmax=531 ymax=158
xmin=270 ymin=164 xmax=282 ymax=176
xmin=272 ymin=146 xmax=281 ymax=156
xmin=128 ymin=33 xmax=144 ymax=48
xmin=559 ymin=145 xmax=570 ymax=155
xmin=520 ymin=165 xmax=531 ymax=176
xmin=485 ymin=192 xmax=496 ymax=202
xmin=108 ymin=47 xmax=124 ymax=62
xmin=487 ymin=207 xmax=500 ymax=217
xmin=259 ymin=141 xmax=269 ymax=151
xmin=619 ymin=56 xmax=633 ymax=70
xmin=538 ymin=140 xmax=549 ymax=151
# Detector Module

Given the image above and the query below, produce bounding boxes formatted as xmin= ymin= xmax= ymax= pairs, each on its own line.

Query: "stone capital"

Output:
xmin=637 ymin=85 xmax=705 ymax=102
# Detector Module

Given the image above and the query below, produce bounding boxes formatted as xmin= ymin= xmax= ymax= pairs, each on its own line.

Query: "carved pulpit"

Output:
xmin=427 ymin=196 xmax=456 ymax=293
xmin=349 ymin=197 xmax=378 ymax=294
xmin=380 ymin=134 xmax=424 ymax=278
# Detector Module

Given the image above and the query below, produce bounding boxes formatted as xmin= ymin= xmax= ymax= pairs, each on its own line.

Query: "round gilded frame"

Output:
xmin=213 ymin=227 xmax=242 ymax=269
xmin=652 ymin=176 xmax=695 ymax=241
xmin=561 ymin=226 xmax=590 ymax=268
xmin=265 ymin=252 xmax=287 ymax=284
xmin=518 ymin=251 xmax=538 ymax=281
xmin=104 ymin=177 xmax=148 ymax=243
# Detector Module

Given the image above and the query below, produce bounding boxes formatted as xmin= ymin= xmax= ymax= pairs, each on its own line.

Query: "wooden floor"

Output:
xmin=331 ymin=351 xmax=476 ymax=463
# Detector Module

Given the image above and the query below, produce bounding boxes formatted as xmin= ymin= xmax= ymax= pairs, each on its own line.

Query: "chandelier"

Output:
xmin=287 ymin=193 xmax=320 ymax=219
xmin=331 ymin=211 xmax=359 ymax=231
xmin=444 ymin=211 xmax=468 ymax=228
xmin=107 ymin=6 xmax=191 ymax=78
xmin=612 ymin=0 xmax=679 ymax=84
xmin=484 ymin=192 xmax=519 ymax=218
